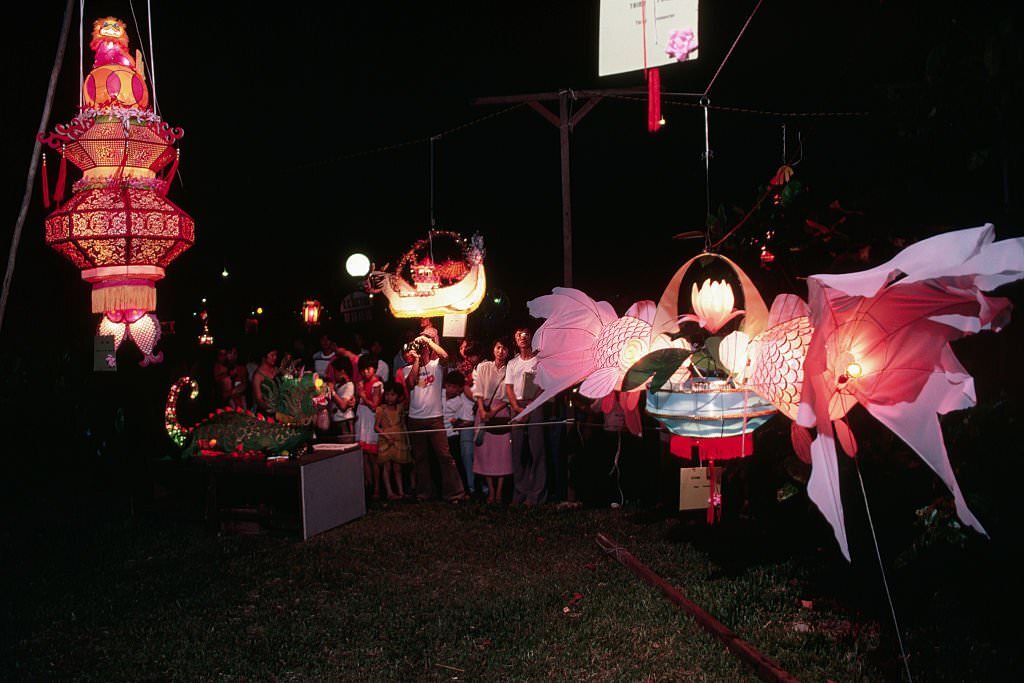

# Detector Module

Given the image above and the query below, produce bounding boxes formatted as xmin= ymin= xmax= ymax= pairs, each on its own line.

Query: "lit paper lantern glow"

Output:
xmin=38 ymin=16 xmax=193 ymax=365
xmin=302 ymin=300 xmax=322 ymax=326
xmin=98 ymin=309 xmax=163 ymax=365
xmin=520 ymin=223 xmax=1024 ymax=555
xmin=367 ymin=231 xmax=486 ymax=318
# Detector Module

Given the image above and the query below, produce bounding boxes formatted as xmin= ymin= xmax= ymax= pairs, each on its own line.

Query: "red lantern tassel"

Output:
xmin=113 ymin=139 xmax=129 ymax=188
xmin=647 ymin=67 xmax=661 ymax=133
xmin=161 ymin=149 xmax=180 ymax=196
xmin=53 ymin=147 xmax=68 ymax=205
xmin=706 ymin=458 xmax=720 ymax=525
xmin=41 ymin=154 xmax=50 ymax=208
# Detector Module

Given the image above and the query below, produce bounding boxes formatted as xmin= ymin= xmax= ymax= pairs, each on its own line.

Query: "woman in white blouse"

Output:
xmin=472 ymin=338 xmax=514 ymax=503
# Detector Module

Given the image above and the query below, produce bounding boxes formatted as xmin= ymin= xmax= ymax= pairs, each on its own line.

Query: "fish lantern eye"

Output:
xmin=845 ymin=361 xmax=863 ymax=379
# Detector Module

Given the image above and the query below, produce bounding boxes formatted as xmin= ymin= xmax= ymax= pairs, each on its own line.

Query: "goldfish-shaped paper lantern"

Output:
xmin=515 ymin=288 xmax=660 ymax=435
xmin=718 ymin=225 xmax=1024 ymax=560
xmin=39 ymin=16 xmax=193 ymax=365
xmin=795 ymin=225 xmax=1023 ymax=559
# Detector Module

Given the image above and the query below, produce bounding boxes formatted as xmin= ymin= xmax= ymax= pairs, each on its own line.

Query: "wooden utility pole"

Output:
xmin=474 ymin=88 xmax=643 ymax=287
xmin=1 ymin=0 xmax=74 ymax=334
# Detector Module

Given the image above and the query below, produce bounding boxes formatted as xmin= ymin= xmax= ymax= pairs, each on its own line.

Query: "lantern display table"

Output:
xmin=198 ymin=443 xmax=365 ymax=539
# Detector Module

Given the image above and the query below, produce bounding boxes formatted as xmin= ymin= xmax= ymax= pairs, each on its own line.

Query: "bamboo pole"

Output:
xmin=596 ymin=532 xmax=800 ymax=683
xmin=0 ymin=0 xmax=75 ymax=335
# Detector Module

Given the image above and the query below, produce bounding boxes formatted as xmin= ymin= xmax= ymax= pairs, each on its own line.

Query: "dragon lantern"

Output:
xmin=39 ymin=17 xmax=194 ymax=365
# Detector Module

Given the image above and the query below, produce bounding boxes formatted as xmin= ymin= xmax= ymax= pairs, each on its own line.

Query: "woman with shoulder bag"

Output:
xmin=471 ymin=338 xmax=514 ymax=504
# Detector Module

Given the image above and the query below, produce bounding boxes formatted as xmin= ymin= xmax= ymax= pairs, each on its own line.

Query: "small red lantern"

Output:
xmin=197 ymin=310 xmax=214 ymax=346
xmin=302 ymin=300 xmax=322 ymax=326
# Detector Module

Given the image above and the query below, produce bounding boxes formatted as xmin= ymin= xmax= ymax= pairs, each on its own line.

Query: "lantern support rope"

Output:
xmin=277 ymin=103 xmax=526 ymax=176
xmin=128 ymin=0 xmax=159 ymax=115
xmin=699 ymin=0 xmax=763 ymax=249
xmin=853 ymin=454 xmax=915 ymax=683
xmin=146 ymin=0 xmax=156 ymax=114
xmin=609 ymin=430 xmax=625 ymax=507
xmin=0 ymin=0 xmax=75 ymax=335
xmin=78 ymin=0 xmax=84 ymax=108
xmin=708 ymin=185 xmax=774 ymax=251
xmin=702 ymin=96 xmax=712 ymax=249
xmin=702 ymin=0 xmax=764 ymax=99
xmin=366 ymin=419 xmax=575 ymax=438
xmin=603 ymin=93 xmax=870 ymax=118
xmin=429 ymin=134 xmax=439 ymax=229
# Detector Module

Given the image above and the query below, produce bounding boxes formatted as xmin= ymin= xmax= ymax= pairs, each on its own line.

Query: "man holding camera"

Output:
xmin=404 ymin=334 xmax=468 ymax=502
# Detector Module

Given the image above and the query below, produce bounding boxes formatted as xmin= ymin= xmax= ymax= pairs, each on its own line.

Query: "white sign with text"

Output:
xmin=599 ymin=0 xmax=700 ymax=76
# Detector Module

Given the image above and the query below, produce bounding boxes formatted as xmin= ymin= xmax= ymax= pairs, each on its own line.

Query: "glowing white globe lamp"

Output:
xmin=346 ymin=253 xmax=371 ymax=278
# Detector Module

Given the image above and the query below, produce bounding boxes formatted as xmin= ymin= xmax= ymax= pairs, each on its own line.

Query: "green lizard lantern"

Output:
xmin=165 ymin=368 xmax=329 ymax=459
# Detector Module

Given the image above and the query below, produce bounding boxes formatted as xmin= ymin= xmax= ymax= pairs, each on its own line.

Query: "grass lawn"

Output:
xmin=3 ymin=453 xmax=1018 ymax=683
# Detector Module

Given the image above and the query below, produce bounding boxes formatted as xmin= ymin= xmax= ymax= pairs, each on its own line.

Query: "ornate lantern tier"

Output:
xmin=44 ymin=187 xmax=194 ymax=313
xmin=45 ymin=114 xmax=181 ymax=176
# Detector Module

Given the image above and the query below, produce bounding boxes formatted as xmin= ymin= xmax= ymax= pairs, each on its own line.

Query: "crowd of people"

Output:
xmin=205 ymin=317 xmax=660 ymax=508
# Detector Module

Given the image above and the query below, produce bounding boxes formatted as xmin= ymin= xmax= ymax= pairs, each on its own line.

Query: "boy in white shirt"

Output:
xmin=444 ymin=370 xmax=477 ymax=495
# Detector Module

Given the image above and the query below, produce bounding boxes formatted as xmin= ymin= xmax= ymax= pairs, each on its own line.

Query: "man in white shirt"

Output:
xmin=405 ymin=334 xmax=467 ymax=502
xmin=312 ymin=334 xmax=337 ymax=377
xmin=505 ymin=326 xmax=547 ymax=506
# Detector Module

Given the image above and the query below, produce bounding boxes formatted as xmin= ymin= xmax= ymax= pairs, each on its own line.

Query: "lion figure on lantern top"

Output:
xmin=85 ymin=17 xmax=149 ymax=110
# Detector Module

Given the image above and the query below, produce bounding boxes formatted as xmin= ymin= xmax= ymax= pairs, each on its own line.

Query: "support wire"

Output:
xmin=854 ymin=455 xmax=915 ymax=683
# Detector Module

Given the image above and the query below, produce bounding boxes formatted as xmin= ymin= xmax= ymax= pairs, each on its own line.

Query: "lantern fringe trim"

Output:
xmin=91 ymin=283 xmax=156 ymax=314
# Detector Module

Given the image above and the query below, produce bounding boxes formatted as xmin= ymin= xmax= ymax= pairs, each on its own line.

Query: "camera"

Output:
xmin=403 ymin=340 xmax=426 ymax=355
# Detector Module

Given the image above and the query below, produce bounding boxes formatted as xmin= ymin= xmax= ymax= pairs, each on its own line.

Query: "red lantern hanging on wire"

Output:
xmin=38 ymin=16 xmax=193 ymax=365
xmin=302 ymin=300 xmax=322 ymax=327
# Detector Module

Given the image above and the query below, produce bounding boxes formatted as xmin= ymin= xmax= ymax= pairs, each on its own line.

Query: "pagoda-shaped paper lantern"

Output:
xmin=39 ymin=17 xmax=194 ymax=364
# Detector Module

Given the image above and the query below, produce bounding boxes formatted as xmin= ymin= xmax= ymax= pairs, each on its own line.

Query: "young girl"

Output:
xmin=327 ymin=355 xmax=356 ymax=440
xmin=355 ymin=354 xmax=383 ymax=498
xmin=374 ymin=382 xmax=411 ymax=500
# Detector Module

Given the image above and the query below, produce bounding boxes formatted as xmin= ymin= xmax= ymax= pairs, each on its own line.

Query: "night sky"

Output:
xmin=3 ymin=1 xmax=1021 ymax=355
